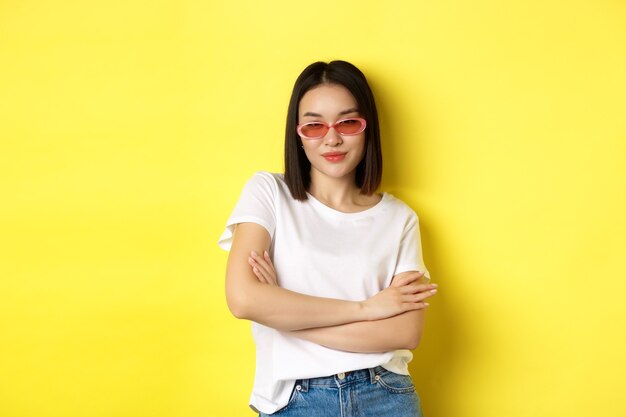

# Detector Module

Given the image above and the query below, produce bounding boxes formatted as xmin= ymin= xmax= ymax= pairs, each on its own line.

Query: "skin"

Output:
xmin=299 ymin=84 xmax=373 ymax=211
xmin=225 ymin=83 xmax=438 ymax=351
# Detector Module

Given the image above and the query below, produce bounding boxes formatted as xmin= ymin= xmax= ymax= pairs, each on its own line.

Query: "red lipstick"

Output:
xmin=322 ymin=152 xmax=347 ymax=162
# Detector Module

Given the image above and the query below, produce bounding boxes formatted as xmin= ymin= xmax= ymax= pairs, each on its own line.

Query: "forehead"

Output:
xmin=298 ymin=84 xmax=358 ymax=117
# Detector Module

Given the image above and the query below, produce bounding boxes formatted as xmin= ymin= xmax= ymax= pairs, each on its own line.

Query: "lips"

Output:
xmin=322 ymin=152 xmax=347 ymax=162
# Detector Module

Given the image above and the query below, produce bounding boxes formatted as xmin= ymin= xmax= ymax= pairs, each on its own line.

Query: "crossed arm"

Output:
xmin=225 ymin=222 xmax=437 ymax=352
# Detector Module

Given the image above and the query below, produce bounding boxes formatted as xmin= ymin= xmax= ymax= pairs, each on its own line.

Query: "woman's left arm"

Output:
xmin=288 ymin=308 xmax=425 ymax=353
xmin=287 ymin=270 xmax=430 ymax=353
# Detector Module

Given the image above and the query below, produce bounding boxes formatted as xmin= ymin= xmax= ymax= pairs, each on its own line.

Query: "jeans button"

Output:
xmin=338 ymin=372 xmax=345 ymax=380
xmin=295 ymin=385 xmax=302 ymax=391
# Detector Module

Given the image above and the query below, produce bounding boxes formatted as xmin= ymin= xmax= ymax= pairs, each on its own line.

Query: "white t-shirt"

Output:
xmin=218 ymin=171 xmax=430 ymax=414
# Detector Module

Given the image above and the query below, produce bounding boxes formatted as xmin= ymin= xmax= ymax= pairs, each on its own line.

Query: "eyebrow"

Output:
xmin=302 ymin=107 xmax=360 ymax=118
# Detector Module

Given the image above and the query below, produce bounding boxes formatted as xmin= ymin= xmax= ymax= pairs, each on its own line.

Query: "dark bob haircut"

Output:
xmin=284 ymin=60 xmax=382 ymax=201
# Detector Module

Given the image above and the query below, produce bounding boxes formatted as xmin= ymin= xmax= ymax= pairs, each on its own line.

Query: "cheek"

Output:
xmin=355 ymin=138 xmax=366 ymax=160
xmin=301 ymin=139 xmax=319 ymax=151
xmin=301 ymin=142 xmax=316 ymax=160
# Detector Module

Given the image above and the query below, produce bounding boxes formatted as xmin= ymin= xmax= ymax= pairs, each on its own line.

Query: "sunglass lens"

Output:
xmin=335 ymin=119 xmax=364 ymax=134
xmin=300 ymin=123 xmax=327 ymax=138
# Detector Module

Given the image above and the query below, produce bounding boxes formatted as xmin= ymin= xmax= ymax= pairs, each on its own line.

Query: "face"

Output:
xmin=297 ymin=84 xmax=366 ymax=183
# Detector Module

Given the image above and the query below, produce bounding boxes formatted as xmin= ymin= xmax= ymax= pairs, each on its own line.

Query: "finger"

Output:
xmin=252 ymin=253 xmax=276 ymax=280
xmin=400 ymin=283 xmax=438 ymax=295
xmin=251 ymin=250 xmax=270 ymax=267
xmin=404 ymin=290 xmax=436 ymax=303
xmin=267 ymin=274 xmax=278 ymax=286
xmin=391 ymin=274 xmax=417 ymax=287
xmin=249 ymin=261 xmax=269 ymax=284
xmin=253 ymin=267 xmax=268 ymax=284
xmin=391 ymin=272 xmax=424 ymax=287
xmin=402 ymin=298 xmax=431 ymax=309
xmin=248 ymin=256 xmax=262 ymax=276
xmin=257 ymin=253 xmax=279 ymax=286
xmin=250 ymin=252 xmax=279 ymax=285
xmin=407 ymin=302 xmax=430 ymax=311
xmin=258 ymin=260 xmax=278 ymax=286
xmin=249 ymin=254 xmax=271 ymax=283
xmin=253 ymin=265 xmax=273 ymax=284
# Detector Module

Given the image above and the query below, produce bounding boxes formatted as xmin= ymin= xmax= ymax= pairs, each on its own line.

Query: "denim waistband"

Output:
xmin=295 ymin=366 xmax=387 ymax=392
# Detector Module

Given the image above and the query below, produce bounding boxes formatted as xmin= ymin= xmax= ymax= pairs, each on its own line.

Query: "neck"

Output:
xmin=308 ymin=170 xmax=361 ymax=208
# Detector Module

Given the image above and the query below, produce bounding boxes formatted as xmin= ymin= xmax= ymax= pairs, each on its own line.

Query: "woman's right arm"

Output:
xmin=225 ymin=222 xmax=430 ymax=331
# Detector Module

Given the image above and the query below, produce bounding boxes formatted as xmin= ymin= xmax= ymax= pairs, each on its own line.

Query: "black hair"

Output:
xmin=284 ymin=60 xmax=382 ymax=200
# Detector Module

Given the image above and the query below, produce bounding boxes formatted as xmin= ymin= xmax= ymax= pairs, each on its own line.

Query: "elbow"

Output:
xmin=226 ymin=290 xmax=254 ymax=320
xmin=226 ymin=275 xmax=270 ymax=321
xmin=225 ymin=275 xmax=259 ymax=320
xmin=227 ymin=301 xmax=248 ymax=320
xmin=400 ymin=310 xmax=425 ymax=350
xmin=404 ymin=330 xmax=423 ymax=350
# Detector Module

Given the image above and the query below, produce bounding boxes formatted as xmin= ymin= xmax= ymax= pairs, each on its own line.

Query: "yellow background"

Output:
xmin=1 ymin=1 xmax=625 ymax=416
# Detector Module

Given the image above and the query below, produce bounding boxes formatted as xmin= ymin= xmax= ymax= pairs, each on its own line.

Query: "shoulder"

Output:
xmin=241 ymin=171 xmax=293 ymax=201
xmin=382 ymin=192 xmax=419 ymax=220
xmin=249 ymin=170 xmax=281 ymax=184
xmin=244 ymin=171 xmax=284 ymax=191
xmin=380 ymin=193 xmax=423 ymax=233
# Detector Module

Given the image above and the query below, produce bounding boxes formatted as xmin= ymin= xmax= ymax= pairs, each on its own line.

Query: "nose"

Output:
xmin=323 ymin=127 xmax=343 ymax=146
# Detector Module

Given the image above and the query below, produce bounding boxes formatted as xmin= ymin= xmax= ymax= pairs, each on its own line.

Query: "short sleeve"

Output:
xmin=217 ymin=171 xmax=277 ymax=251
xmin=394 ymin=211 xmax=431 ymax=281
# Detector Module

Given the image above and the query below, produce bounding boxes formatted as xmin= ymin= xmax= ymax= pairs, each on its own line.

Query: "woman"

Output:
xmin=218 ymin=60 xmax=437 ymax=416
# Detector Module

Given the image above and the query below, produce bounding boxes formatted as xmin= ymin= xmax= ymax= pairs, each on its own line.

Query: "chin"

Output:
xmin=313 ymin=165 xmax=358 ymax=180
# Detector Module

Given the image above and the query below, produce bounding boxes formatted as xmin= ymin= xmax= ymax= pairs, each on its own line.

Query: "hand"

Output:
xmin=360 ymin=272 xmax=437 ymax=321
xmin=248 ymin=250 xmax=278 ymax=286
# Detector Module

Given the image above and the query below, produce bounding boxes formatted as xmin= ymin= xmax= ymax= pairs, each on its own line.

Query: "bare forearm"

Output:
xmin=227 ymin=280 xmax=365 ymax=331
xmin=288 ymin=310 xmax=425 ymax=353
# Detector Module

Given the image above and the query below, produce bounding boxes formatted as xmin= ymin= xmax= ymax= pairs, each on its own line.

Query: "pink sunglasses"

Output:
xmin=297 ymin=117 xmax=367 ymax=140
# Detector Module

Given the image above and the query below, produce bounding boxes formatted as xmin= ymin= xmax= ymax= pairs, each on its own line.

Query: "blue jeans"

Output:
xmin=259 ymin=366 xmax=423 ymax=417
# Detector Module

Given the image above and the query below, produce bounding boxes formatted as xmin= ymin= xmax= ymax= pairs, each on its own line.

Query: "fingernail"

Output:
xmin=430 ymin=289 xmax=437 ymax=294
xmin=424 ymin=302 xmax=430 ymax=306
xmin=264 ymin=250 xmax=269 ymax=257
xmin=251 ymin=251 xmax=258 ymax=257
xmin=431 ymin=284 xmax=438 ymax=288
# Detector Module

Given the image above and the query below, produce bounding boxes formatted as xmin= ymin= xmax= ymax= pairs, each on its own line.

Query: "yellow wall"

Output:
xmin=1 ymin=1 xmax=625 ymax=416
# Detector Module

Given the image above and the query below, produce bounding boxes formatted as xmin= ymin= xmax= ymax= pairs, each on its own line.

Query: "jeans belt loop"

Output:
xmin=368 ymin=367 xmax=379 ymax=384
xmin=299 ymin=378 xmax=310 ymax=392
